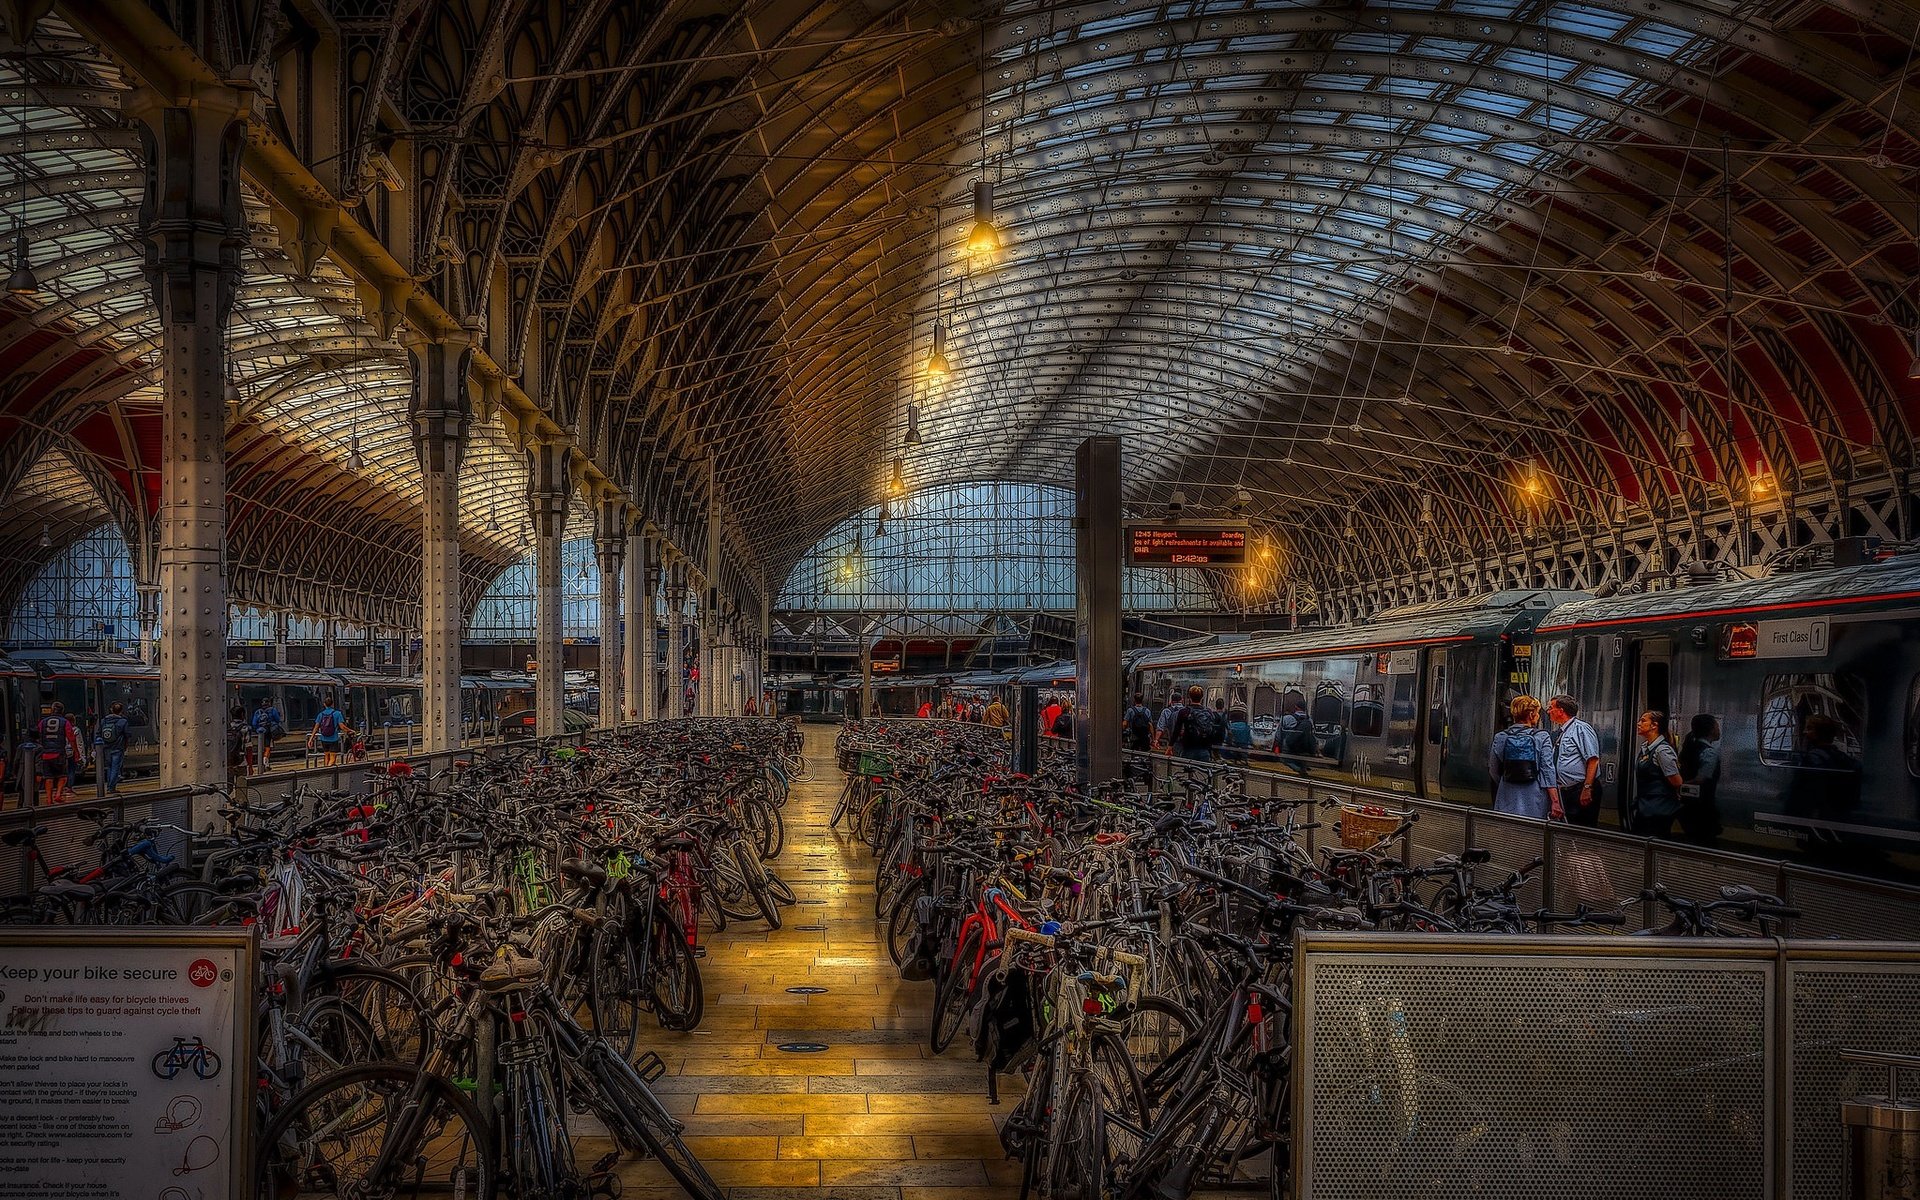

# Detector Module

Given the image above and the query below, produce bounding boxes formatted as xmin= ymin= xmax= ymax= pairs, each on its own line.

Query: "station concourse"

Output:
xmin=2 ymin=1 xmax=1920 ymax=1198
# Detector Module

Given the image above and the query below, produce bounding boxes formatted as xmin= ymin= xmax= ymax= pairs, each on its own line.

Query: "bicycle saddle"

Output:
xmin=653 ymin=834 xmax=698 ymax=854
xmin=478 ymin=947 xmax=545 ymax=992
xmin=1720 ymin=883 xmax=1787 ymax=905
xmin=1 ymin=825 xmax=46 ymax=846
xmin=560 ymin=859 xmax=608 ymax=887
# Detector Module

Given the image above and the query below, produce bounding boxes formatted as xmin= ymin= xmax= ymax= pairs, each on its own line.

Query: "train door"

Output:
xmin=1625 ymin=637 xmax=1672 ymax=814
xmin=1422 ymin=648 xmax=1449 ymax=797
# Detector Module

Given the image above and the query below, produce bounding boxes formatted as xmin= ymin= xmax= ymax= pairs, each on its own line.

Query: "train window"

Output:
xmin=1350 ymin=683 xmax=1384 ymax=738
xmin=1907 ymin=675 xmax=1920 ymax=779
xmin=1758 ymin=673 xmax=1866 ymax=769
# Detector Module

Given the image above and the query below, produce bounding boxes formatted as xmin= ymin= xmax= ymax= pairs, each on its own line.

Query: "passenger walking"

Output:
xmin=251 ymin=695 xmax=284 ymax=773
xmin=34 ymin=702 xmax=83 ymax=805
xmin=94 ymin=701 xmax=130 ymax=795
xmin=1628 ymin=710 xmax=1684 ymax=837
xmin=225 ymin=704 xmax=252 ymax=783
xmin=1123 ymin=693 xmax=1155 ymax=752
xmin=1169 ymin=685 xmax=1222 ymax=762
xmin=1040 ymin=695 xmax=1063 ymax=739
xmin=1273 ymin=701 xmax=1314 ymax=776
xmin=1051 ymin=697 xmax=1075 ymax=739
xmin=983 ymin=697 xmax=1008 ymax=728
xmin=1546 ymin=695 xmax=1601 ymax=826
xmin=1155 ymin=688 xmax=1184 ymax=751
xmin=1489 ymin=695 xmax=1562 ymax=821
xmin=1677 ymin=714 xmax=1723 ymax=844
xmin=309 ymin=692 xmax=353 ymax=766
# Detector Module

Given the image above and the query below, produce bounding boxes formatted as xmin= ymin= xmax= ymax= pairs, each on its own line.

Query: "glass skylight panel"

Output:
xmin=1622 ymin=23 xmax=1694 ymax=57
xmin=1579 ymin=65 xmax=1639 ymax=97
xmin=1300 ymin=73 xmax=1373 ymax=92
xmin=1453 ymin=87 xmax=1531 ymax=117
xmin=1546 ymin=3 xmax=1632 ymax=38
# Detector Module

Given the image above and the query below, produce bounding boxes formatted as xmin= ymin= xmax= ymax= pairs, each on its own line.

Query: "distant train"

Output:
xmin=0 ymin=651 xmax=592 ymax=789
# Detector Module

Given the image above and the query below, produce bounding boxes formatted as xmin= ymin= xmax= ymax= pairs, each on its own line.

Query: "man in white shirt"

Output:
xmin=1548 ymin=694 xmax=1602 ymax=825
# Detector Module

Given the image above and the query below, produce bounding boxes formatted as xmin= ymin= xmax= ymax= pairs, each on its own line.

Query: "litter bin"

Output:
xmin=1841 ymin=1048 xmax=1920 ymax=1200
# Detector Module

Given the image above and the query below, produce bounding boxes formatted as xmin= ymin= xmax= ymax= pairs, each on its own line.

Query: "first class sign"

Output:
xmin=1125 ymin=523 xmax=1249 ymax=567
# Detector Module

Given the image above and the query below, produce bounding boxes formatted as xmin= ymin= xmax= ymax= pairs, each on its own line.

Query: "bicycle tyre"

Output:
xmin=312 ymin=963 xmax=433 ymax=1065
xmin=884 ymin=877 xmax=926 ymax=968
xmin=646 ymin=904 xmax=704 ymax=1031
xmin=590 ymin=919 xmax=643 ymax=1059
xmin=1048 ymin=1072 xmax=1109 ymax=1200
xmin=151 ymin=1048 xmax=179 ymax=1080
xmin=735 ymin=842 xmax=782 ymax=930
xmin=581 ymin=1045 xmax=724 ymax=1200
xmin=255 ymin=1061 xmax=493 ymax=1200
xmin=930 ymin=923 xmax=983 ymax=1053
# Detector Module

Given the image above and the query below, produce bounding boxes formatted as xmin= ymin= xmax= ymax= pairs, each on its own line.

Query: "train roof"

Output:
xmin=1133 ymin=590 xmax=1580 ymax=671
xmin=0 ymin=653 xmax=31 ymax=678
xmin=7 ymin=647 xmax=157 ymax=677
xmin=226 ymin=662 xmax=344 ymax=685
xmin=1535 ymin=553 xmax=1920 ymax=634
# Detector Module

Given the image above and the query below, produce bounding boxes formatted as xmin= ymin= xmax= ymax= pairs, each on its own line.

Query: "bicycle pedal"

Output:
xmin=632 ymin=1051 xmax=668 ymax=1084
xmin=590 ymin=1150 xmax=621 ymax=1175
xmin=587 ymin=1168 xmax=623 ymax=1198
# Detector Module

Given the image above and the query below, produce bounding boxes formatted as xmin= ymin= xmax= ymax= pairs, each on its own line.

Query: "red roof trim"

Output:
xmin=1536 ymin=588 xmax=1920 ymax=633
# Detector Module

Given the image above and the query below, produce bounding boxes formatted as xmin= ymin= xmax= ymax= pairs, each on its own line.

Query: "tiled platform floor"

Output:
xmin=607 ymin=725 xmax=1028 ymax=1199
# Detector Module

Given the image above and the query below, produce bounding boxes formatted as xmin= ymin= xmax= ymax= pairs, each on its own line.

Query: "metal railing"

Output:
xmin=1124 ymin=748 xmax=1920 ymax=942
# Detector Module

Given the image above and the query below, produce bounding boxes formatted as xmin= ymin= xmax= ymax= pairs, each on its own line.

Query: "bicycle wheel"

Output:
xmin=930 ymin=924 xmax=983 ymax=1053
xmin=255 ymin=1062 xmax=492 ymax=1200
xmin=734 ymin=842 xmax=782 ymax=930
xmin=884 ymin=877 xmax=926 ymax=968
xmin=1122 ymin=997 xmax=1199 ymax=1102
xmin=590 ymin=920 xmax=643 ymax=1059
xmin=764 ymin=870 xmax=796 ymax=907
xmin=151 ymin=1048 xmax=179 ymax=1079
xmin=646 ymin=904 xmax=704 ymax=1031
xmin=707 ymin=854 xmax=763 ymax=923
xmin=581 ymin=1045 xmax=724 ymax=1200
xmin=1048 ymin=1073 xmax=1110 ymax=1200
xmin=746 ymin=795 xmax=784 ymax=859
xmin=314 ymin=964 xmax=432 ymax=1065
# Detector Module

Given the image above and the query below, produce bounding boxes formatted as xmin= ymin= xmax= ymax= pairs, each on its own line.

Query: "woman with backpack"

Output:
xmin=94 ymin=702 xmax=130 ymax=795
xmin=1488 ymin=694 xmax=1562 ymax=821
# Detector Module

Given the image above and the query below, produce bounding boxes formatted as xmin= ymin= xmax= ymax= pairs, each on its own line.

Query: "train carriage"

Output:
xmin=1530 ymin=554 xmax=1920 ymax=869
xmin=6 ymin=649 xmax=164 ymax=784
xmin=1131 ymin=591 xmax=1583 ymax=802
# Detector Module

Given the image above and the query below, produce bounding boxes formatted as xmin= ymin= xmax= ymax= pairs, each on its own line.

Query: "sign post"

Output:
xmin=0 ymin=929 xmax=254 ymax=1200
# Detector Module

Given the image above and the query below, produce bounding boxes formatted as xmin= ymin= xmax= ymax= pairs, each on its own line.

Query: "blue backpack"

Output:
xmin=1497 ymin=725 xmax=1541 ymax=785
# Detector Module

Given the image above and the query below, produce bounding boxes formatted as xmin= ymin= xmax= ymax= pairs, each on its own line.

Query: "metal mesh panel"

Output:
xmin=1405 ymin=802 xmax=1468 ymax=870
xmin=1782 ymin=872 xmax=1920 ymax=942
xmin=1785 ymin=961 xmax=1920 ymax=1200
xmin=1549 ymin=828 xmax=1647 ymax=915
xmin=1301 ymin=947 xmax=1773 ymax=1200
xmin=1463 ymin=812 xmax=1546 ymax=910
xmin=1649 ymin=847 xmax=1784 ymax=937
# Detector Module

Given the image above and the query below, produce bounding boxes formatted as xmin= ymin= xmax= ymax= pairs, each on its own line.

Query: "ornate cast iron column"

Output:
xmin=407 ymin=332 xmax=474 ymax=754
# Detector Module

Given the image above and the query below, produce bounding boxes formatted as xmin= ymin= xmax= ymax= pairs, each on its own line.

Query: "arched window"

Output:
xmin=7 ymin=523 xmax=136 ymax=646
xmin=467 ymin=538 xmax=605 ymax=641
xmin=777 ymin=481 xmax=1217 ymax=612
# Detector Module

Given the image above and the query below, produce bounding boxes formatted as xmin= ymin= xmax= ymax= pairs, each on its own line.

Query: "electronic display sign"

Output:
xmin=1124 ymin=523 xmax=1249 ymax=567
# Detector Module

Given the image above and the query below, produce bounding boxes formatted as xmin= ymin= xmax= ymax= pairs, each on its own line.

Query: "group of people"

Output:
xmin=1125 ymin=685 xmax=1263 ymax=763
xmin=221 ymin=692 xmax=355 ymax=783
xmin=914 ymin=695 xmax=1010 ymax=727
xmin=16 ymin=700 xmax=128 ymax=806
xmin=1491 ymin=693 xmax=1722 ymax=841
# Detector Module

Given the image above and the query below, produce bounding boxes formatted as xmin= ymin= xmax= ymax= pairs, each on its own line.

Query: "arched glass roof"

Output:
xmin=777 ymin=481 xmax=1218 ymax=612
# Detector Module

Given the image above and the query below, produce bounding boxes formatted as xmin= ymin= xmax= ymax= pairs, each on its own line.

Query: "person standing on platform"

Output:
xmin=1051 ymin=697 xmax=1075 ymax=739
xmin=310 ymin=692 xmax=353 ymax=766
xmin=1155 ymin=688 xmax=1184 ymax=751
xmin=1628 ymin=710 xmax=1684 ymax=837
xmin=251 ymin=695 xmax=284 ymax=774
xmin=1547 ymin=695 xmax=1601 ymax=826
xmin=1169 ymin=685 xmax=1222 ymax=762
xmin=35 ymin=702 xmax=83 ymax=805
xmin=1489 ymin=695 xmax=1562 ymax=821
xmin=1041 ymin=695 xmax=1063 ymax=738
xmin=1677 ymin=714 xmax=1723 ymax=844
xmin=225 ymin=704 xmax=252 ymax=784
xmin=984 ymin=696 xmax=1008 ymax=728
xmin=94 ymin=702 xmax=129 ymax=795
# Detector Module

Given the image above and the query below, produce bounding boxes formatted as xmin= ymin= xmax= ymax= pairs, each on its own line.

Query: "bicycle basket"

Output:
xmin=1337 ymin=802 xmax=1410 ymax=851
xmin=858 ymin=751 xmax=894 ymax=777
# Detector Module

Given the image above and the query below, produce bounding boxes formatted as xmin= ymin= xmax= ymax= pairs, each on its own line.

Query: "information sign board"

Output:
xmin=1124 ymin=523 xmax=1249 ymax=567
xmin=0 ymin=929 xmax=254 ymax=1200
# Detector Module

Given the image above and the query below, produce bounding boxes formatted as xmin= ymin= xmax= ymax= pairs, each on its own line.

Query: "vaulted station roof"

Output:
xmin=3 ymin=0 xmax=1918 ymax=624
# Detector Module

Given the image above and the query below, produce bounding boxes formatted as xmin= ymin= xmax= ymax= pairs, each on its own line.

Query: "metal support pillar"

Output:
xmin=321 ymin=620 xmax=338 ymax=670
xmin=132 ymin=86 xmax=249 ymax=799
xmin=528 ymin=440 xmax=570 ymax=738
xmin=622 ymin=523 xmax=646 ymax=722
xmin=1075 ymin=436 xmax=1124 ymax=790
xmin=135 ymin=584 xmax=160 ymax=665
xmin=407 ymin=333 xmax=474 ymax=754
xmin=665 ymin=562 xmax=686 ymax=718
xmin=593 ymin=497 xmax=625 ymax=729
xmin=272 ymin=611 xmax=288 ymax=666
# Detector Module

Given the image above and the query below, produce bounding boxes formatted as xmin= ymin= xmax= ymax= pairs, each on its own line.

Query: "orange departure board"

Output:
xmin=1125 ymin=524 xmax=1249 ymax=567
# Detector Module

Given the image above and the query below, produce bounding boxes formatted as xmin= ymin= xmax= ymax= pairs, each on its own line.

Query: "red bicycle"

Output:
xmin=930 ymin=877 xmax=1043 ymax=1053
